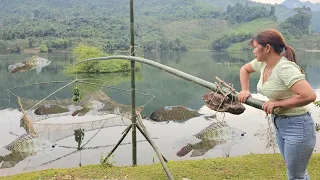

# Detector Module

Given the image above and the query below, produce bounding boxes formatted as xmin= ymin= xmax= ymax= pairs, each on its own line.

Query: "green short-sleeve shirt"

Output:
xmin=250 ymin=56 xmax=307 ymax=116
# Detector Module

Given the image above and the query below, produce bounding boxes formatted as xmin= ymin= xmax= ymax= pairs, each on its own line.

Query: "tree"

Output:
xmin=39 ymin=43 xmax=48 ymax=52
xmin=279 ymin=6 xmax=312 ymax=38
xmin=269 ymin=6 xmax=277 ymax=21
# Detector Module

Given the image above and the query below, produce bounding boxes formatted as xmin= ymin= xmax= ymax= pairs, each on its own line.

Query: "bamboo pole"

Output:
xmin=74 ymin=55 xmax=266 ymax=111
xmin=135 ymin=125 xmax=168 ymax=162
xmin=136 ymin=112 xmax=174 ymax=180
xmin=102 ymin=124 xmax=132 ymax=164
xmin=136 ymin=111 xmax=168 ymax=162
xmin=129 ymin=0 xmax=137 ymax=166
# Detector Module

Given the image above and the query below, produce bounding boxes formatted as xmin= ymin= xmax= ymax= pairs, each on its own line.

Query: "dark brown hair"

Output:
xmin=250 ymin=29 xmax=296 ymax=63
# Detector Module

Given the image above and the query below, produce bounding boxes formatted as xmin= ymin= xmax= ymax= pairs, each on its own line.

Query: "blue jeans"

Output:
xmin=272 ymin=112 xmax=317 ymax=180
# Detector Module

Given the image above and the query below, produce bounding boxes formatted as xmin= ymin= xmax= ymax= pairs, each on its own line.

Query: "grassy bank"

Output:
xmin=1 ymin=153 xmax=319 ymax=180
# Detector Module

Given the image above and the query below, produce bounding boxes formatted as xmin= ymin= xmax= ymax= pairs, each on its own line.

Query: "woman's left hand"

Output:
xmin=262 ymin=100 xmax=281 ymax=114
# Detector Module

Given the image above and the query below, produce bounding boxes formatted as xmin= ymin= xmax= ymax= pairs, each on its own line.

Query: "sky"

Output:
xmin=250 ymin=0 xmax=320 ymax=4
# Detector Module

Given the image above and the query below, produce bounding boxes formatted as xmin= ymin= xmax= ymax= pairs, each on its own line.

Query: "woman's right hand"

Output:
xmin=238 ymin=90 xmax=251 ymax=103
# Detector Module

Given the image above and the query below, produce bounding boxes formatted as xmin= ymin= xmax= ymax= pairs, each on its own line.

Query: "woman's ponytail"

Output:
xmin=284 ymin=44 xmax=296 ymax=63
xmin=284 ymin=44 xmax=304 ymax=73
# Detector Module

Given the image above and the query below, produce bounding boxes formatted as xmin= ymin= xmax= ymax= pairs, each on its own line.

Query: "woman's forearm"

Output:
xmin=278 ymin=95 xmax=316 ymax=109
xmin=240 ymin=67 xmax=250 ymax=91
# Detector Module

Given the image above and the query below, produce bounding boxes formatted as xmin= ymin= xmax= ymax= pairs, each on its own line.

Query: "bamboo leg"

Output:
xmin=136 ymin=124 xmax=168 ymax=162
xmin=102 ymin=124 xmax=132 ymax=164
xmin=136 ymin=112 xmax=174 ymax=180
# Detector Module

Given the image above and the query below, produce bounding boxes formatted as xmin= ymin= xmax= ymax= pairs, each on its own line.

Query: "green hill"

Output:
xmin=226 ymin=19 xmax=279 ymax=51
xmin=0 ymin=0 xmax=318 ymax=52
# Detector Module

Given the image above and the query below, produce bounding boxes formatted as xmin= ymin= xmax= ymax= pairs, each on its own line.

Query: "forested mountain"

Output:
xmin=0 ymin=0 xmax=318 ymax=53
xmin=281 ymin=0 xmax=320 ymax=11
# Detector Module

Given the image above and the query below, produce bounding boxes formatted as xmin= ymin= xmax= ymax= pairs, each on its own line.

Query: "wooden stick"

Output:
xmin=215 ymin=76 xmax=235 ymax=92
xmin=136 ymin=112 xmax=174 ymax=180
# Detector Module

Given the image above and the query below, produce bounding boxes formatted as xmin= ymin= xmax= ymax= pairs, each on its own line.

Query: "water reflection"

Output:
xmin=0 ymin=133 xmax=55 ymax=169
xmin=210 ymin=51 xmax=254 ymax=65
xmin=8 ymin=56 xmax=51 ymax=74
xmin=175 ymin=120 xmax=246 ymax=158
xmin=254 ymin=116 xmax=277 ymax=153
xmin=0 ymin=51 xmax=319 ymax=176
xmin=149 ymin=106 xmax=205 ymax=123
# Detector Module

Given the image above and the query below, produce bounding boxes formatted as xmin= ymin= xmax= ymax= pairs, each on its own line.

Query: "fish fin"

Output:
xmin=8 ymin=65 xmax=16 ymax=71
xmin=36 ymin=66 xmax=43 ymax=74
xmin=176 ymin=144 xmax=193 ymax=157
xmin=164 ymin=106 xmax=172 ymax=110
xmin=190 ymin=149 xmax=209 ymax=157
xmin=72 ymin=110 xmax=79 ymax=116
xmin=1 ymin=161 xmax=18 ymax=169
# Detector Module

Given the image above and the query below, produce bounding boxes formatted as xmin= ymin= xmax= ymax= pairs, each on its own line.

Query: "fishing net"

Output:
xmin=7 ymin=80 xmax=155 ymax=143
xmin=202 ymin=77 xmax=245 ymax=115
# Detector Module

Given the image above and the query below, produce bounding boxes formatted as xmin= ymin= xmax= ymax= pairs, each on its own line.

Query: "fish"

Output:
xmin=33 ymin=100 xmax=104 ymax=117
xmin=0 ymin=150 xmax=36 ymax=169
xmin=72 ymin=100 xmax=105 ymax=116
xmin=149 ymin=106 xmax=212 ymax=123
xmin=176 ymin=121 xmax=246 ymax=157
xmin=34 ymin=104 xmax=69 ymax=115
xmin=0 ymin=133 xmax=56 ymax=169
xmin=8 ymin=56 xmax=51 ymax=74
xmin=0 ymin=133 xmax=56 ymax=154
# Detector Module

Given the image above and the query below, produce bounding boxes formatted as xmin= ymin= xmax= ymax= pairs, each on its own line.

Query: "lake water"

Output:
xmin=0 ymin=51 xmax=319 ymax=176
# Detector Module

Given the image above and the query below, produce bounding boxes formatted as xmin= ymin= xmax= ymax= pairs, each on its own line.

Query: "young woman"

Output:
xmin=238 ymin=29 xmax=317 ymax=180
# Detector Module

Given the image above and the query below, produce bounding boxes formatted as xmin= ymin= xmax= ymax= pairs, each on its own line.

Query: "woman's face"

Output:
xmin=252 ymin=40 xmax=268 ymax=62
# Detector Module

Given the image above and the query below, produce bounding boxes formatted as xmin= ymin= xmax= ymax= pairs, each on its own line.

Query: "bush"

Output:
xmin=65 ymin=44 xmax=141 ymax=73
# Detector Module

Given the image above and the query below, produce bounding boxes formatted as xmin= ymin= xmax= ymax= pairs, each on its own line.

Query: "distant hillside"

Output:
xmin=281 ymin=0 xmax=320 ymax=11
xmin=0 ymin=0 xmax=318 ymax=53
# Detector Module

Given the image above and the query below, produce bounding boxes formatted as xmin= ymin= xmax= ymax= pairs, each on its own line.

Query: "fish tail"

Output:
xmin=176 ymin=144 xmax=193 ymax=157
xmin=72 ymin=110 xmax=79 ymax=116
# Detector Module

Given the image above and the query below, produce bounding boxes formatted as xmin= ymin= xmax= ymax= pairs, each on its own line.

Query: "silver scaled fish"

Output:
xmin=0 ymin=133 xmax=56 ymax=168
xmin=176 ymin=121 xmax=246 ymax=157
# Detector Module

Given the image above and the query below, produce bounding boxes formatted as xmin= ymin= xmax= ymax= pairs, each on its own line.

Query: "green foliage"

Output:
xmin=314 ymin=101 xmax=320 ymax=107
xmin=72 ymin=85 xmax=82 ymax=102
xmin=279 ymin=6 xmax=312 ymax=39
xmin=0 ymin=40 xmax=7 ymax=54
xmin=100 ymin=154 xmax=116 ymax=168
xmin=39 ymin=43 xmax=48 ymax=52
xmin=74 ymin=128 xmax=85 ymax=150
xmin=71 ymin=44 xmax=106 ymax=73
xmin=143 ymin=38 xmax=187 ymax=52
xmin=210 ymin=33 xmax=253 ymax=51
xmin=224 ymin=3 xmax=276 ymax=24
xmin=0 ymin=0 xmax=318 ymax=52
xmin=65 ymin=44 xmax=141 ymax=73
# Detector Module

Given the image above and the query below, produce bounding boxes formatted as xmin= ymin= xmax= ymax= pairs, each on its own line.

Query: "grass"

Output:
xmin=1 ymin=153 xmax=320 ymax=180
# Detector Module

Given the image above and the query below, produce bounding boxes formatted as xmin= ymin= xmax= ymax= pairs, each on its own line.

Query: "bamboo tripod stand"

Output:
xmin=102 ymin=111 xmax=174 ymax=180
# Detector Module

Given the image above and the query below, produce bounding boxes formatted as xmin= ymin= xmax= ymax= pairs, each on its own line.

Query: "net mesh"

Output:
xmin=8 ymin=80 xmax=153 ymax=143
